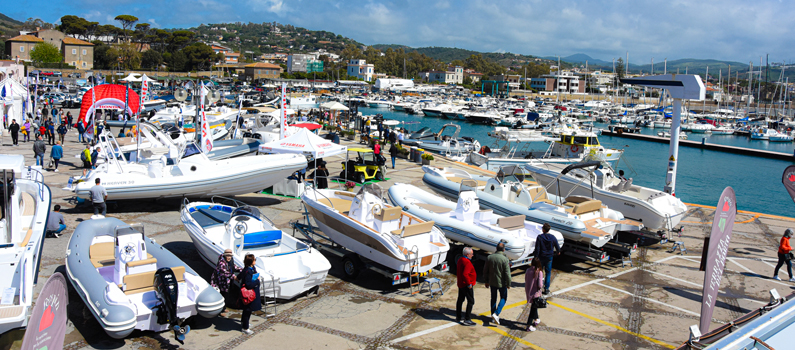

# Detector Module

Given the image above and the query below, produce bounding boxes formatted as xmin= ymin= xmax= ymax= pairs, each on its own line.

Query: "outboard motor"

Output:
xmin=153 ymin=268 xmax=190 ymax=343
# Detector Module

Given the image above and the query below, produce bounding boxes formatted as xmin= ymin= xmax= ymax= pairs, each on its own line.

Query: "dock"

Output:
xmin=601 ymin=129 xmax=795 ymax=161
xmin=4 ymin=113 xmax=795 ymax=350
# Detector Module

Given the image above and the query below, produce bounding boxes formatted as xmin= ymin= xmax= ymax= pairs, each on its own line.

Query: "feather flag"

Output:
xmin=84 ymin=84 xmax=96 ymax=140
xmin=199 ymin=85 xmax=213 ymax=154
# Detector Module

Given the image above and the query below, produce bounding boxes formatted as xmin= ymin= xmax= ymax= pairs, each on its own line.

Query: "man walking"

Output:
xmin=33 ymin=135 xmax=46 ymax=167
xmin=535 ymin=223 xmax=561 ymax=294
xmin=8 ymin=119 xmax=19 ymax=146
xmin=57 ymin=122 xmax=67 ymax=144
xmin=456 ymin=247 xmax=477 ymax=326
xmin=90 ymin=178 xmax=108 ymax=216
xmin=46 ymin=204 xmax=67 ymax=238
xmin=389 ymin=142 xmax=399 ymax=169
xmin=483 ymin=241 xmax=511 ymax=325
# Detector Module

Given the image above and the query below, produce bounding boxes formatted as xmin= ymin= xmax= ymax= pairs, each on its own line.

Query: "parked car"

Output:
xmin=68 ymin=73 xmax=81 ymax=78
xmin=52 ymin=71 xmax=62 ymax=77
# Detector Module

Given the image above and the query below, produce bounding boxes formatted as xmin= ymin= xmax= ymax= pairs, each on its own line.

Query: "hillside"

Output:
xmin=0 ymin=12 xmax=22 ymax=37
xmin=372 ymin=44 xmax=560 ymax=69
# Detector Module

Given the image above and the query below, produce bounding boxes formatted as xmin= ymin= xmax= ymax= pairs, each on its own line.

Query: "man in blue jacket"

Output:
xmin=534 ymin=223 xmax=560 ymax=294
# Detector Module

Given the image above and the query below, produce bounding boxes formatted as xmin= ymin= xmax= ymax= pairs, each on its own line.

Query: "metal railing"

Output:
xmin=24 ymin=167 xmax=46 ymax=201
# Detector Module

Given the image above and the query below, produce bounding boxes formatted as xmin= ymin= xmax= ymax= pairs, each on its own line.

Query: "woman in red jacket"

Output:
xmin=456 ymin=247 xmax=477 ymax=326
xmin=774 ymin=229 xmax=794 ymax=281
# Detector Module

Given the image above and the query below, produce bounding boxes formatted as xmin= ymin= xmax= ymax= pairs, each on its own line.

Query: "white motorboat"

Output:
xmin=387 ymin=183 xmax=564 ymax=262
xmin=711 ymin=126 xmax=735 ymax=135
xmin=524 ymin=161 xmax=687 ymax=230
xmin=66 ymin=218 xmax=223 ymax=340
xmin=421 ymin=165 xmax=643 ymax=248
xmin=181 ymin=199 xmax=330 ymax=300
xmin=301 ymin=184 xmax=449 ymax=277
xmin=689 ymin=123 xmax=714 ymax=134
xmin=769 ymin=130 xmax=793 ymax=142
xmin=65 ymin=135 xmax=307 ymax=201
xmin=0 ymin=156 xmax=51 ymax=335
xmin=657 ymin=131 xmax=688 ymax=140
xmin=422 ymin=104 xmax=456 ymax=118
xmin=750 ymin=128 xmax=775 ymax=140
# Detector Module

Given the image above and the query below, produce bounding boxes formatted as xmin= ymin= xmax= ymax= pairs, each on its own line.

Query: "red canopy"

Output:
xmin=290 ymin=123 xmax=322 ymax=130
xmin=77 ymin=84 xmax=141 ymax=124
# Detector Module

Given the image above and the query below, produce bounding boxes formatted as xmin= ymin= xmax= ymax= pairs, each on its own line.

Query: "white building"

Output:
xmin=287 ymin=54 xmax=312 ymax=73
xmin=347 ymin=59 xmax=374 ymax=82
xmin=427 ymin=66 xmax=463 ymax=84
xmin=374 ymin=78 xmax=415 ymax=91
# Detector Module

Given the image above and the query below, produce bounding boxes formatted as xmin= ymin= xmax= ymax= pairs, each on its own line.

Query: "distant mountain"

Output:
xmin=0 ymin=12 xmax=22 ymax=37
xmin=371 ymin=44 xmax=557 ymax=68
xmin=543 ymin=53 xmax=612 ymax=66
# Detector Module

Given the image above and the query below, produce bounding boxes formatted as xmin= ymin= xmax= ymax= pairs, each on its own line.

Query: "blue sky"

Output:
xmin=8 ymin=0 xmax=795 ymax=64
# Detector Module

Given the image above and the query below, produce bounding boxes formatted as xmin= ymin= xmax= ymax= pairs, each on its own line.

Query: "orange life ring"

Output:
xmin=570 ymin=145 xmax=579 ymax=152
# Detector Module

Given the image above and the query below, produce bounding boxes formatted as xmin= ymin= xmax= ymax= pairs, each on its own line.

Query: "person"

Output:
xmin=238 ymin=253 xmax=261 ymax=335
xmin=66 ymin=112 xmax=73 ymax=130
xmin=81 ymin=144 xmax=92 ymax=176
xmin=57 ymin=122 xmax=67 ymax=144
xmin=8 ymin=119 xmax=19 ymax=146
xmin=22 ymin=120 xmax=31 ymax=142
xmin=308 ymin=162 xmax=329 ymax=189
xmin=618 ymin=170 xmax=627 ymax=181
xmin=46 ymin=118 xmax=55 ymax=145
xmin=46 ymin=204 xmax=66 ymax=238
xmin=210 ymin=249 xmax=242 ymax=317
xmin=483 ymin=241 xmax=511 ymax=325
xmin=50 ymin=141 xmax=63 ymax=172
xmin=76 ymin=121 xmax=85 ymax=143
xmin=397 ymin=129 xmax=404 ymax=144
xmin=33 ymin=135 xmax=46 ymax=167
xmin=774 ymin=229 xmax=794 ymax=281
xmin=456 ymin=247 xmax=477 ymax=326
xmin=90 ymin=178 xmax=107 ymax=216
xmin=534 ymin=223 xmax=560 ymax=294
xmin=96 ymin=122 xmax=104 ymax=140
xmin=91 ymin=146 xmax=100 ymax=169
xmin=524 ymin=258 xmax=545 ymax=332
xmin=389 ymin=142 xmax=399 ymax=169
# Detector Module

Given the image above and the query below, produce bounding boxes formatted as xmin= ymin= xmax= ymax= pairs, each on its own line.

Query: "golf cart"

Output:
xmin=340 ymin=148 xmax=386 ymax=183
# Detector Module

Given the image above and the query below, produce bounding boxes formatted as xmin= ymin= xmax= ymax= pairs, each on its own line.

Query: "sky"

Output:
xmin=8 ymin=0 xmax=795 ymax=65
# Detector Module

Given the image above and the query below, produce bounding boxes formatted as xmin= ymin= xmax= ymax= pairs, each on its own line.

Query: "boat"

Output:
xmin=769 ymin=130 xmax=793 ymax=142
xmin=421 ymin=165 xmax=643 ymax=248
xmin=401 ymin=124 xmax=474 ymax=154
xmin=65 ymin=134 xmax=307 ymax=201
xmin=524 ymin=161 xmax=687 ymax=230
xmin=421 ymin=103 xmax=457 ymax=118
xmin=750 ymin=128 xmax=774 ymax=140
xmin=65 ymin=218 xmax=224 ymax=340
xmin=689 ymin=123 xmax=714 ymax=134
xmin=387 ymin=183 xmax=564 ymax=262
xmin=657 ymin=131 xmax=688 ymax=140
xmin=0 ymin=156 xmax=51 ymax=335
xmin=181 ymin=199 xmax=331 ymax=300
xmin=301 ymin=184 xmax=449 ymax=275
xmin=711 ymin=126 xmax=735 ymax=135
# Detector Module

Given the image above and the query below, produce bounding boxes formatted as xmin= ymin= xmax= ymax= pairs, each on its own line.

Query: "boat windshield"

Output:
xmin=573 ymin=136 xmax=589 ymax=144
xmin=231 ymin=205 xmax=262 ymax=219
xmin=355 ymin=183 xmax=383 ymax=202
xmin=183 ymin=142 xmax=202 ymax=158
xmin=496 ymin=165 xmax=524 ymax=183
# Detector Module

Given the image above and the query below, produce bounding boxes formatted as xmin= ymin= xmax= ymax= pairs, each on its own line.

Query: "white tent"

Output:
xmin=320 ymin=101 xmax=349 ymax=111
xmin=1 ymin=77 xmax=32 ymax=122
xmin=119 ymin=73 xmax=142 ymax=82
xmin=258 ymin=127 xmax=346 ymax=158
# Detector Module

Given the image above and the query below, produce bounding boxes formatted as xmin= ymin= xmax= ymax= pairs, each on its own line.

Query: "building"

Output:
xmin=243 ymin=62 xmax=283 ymax=81
xmin=427 ymin=66 xmax=463 ymax=84
xmin=287 ymin=54 xmax=323 ymax=74
xmin=0 ymin=60 xmax=25 ymax=81
xmin=4 ymin=35 xmax=43 ymax=62
xmin=464 ymin=71 xmax=483 ymax=84
xmin=530 ymin=71 xmax=584 ymax=93
xmin=62 ymin=37 xmax=94 ymax=69
xmin=490 ymin=74 xmax=521 ymax=89
xmin=347 ymin=59 xmax=374 ymax=82
xmin=211 ymin=44 xmax=241 ymax=65
xmin=33 ymin=29 xmax=65 ymax=50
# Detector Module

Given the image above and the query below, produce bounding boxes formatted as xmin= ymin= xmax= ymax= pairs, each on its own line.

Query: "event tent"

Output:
xmin=77 ymin=84 xmax=141 ymax=123
xmin=320 ymin=101 xmax=349 ymax=111
xmin=258 ymin=127 xmax=346 ymax=158
xmin=1 ymin=77 xmax=31 ymax=122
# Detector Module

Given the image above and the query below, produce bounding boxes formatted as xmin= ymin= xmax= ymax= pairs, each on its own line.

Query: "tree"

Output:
xmin=182 ymin=43 xmax=223 ymax=71
xmin=615 ymin=57 xmax=625 ymax=80
xmin=30 ymin=42 xmax=62 ymax=65
xmin=134 ymin=23 xmax=151 ymax=52
xmin=21 ymin=18 xmax=53 ymax=31
xmin=141 ymin=50 xmax=163 ymax=70
xmin=93 ymin=42 xmax=112 ymax=69
xmin=114 ymin=15 xmax=138 ymax=42
xmin=107 ymin=42 xmax=141 ymax=69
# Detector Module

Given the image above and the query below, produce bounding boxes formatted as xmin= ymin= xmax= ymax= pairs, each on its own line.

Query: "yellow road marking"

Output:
xmin=548 ymin=301 xmax=675 ymax=349
xmin=470 ymin=318 xmax=545 ymax=350
xmin=681 ymin=214 xmax=760 ymax=225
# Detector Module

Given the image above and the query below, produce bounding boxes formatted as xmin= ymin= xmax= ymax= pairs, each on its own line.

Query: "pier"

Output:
xmin=602 ymin=129 xmax=795 ymax=161
xmin=4 ymin=113 xmax=795 ymax=350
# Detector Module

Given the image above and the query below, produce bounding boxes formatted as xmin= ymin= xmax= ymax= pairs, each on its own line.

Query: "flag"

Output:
xmin=279 ymin=83 xmax=290 ymax=139
xmin=699 ymin=187 xmax=737 ymax=334
xmin=782 ymin=165 xmax=795 ymax=205
xmin=140 ymin=74 xmax=150 ymax=102
xmin=84 ymin=84 xmax=96 ymax=140
xmin=1 ymin=85 xmax=5 ymax=125
xmin=20 ymin=273 xmax=69 ymax=350
xmin=200 ymin=85 xmax=213 ymax=154
xmin=234 ymin=94 xmax=243 ymax=139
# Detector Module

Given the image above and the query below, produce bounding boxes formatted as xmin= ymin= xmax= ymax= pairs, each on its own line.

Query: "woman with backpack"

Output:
xmin=524 ymin=258 xmax=545 ymax=332
xmin=238 ymin=253 xmax=261 ymax=335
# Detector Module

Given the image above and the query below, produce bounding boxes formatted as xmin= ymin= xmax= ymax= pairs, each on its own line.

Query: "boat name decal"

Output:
xmin=623 ymin=203 xmax=636 ymax=208
xmin=104 ymin=181 xmax=133 ymax=185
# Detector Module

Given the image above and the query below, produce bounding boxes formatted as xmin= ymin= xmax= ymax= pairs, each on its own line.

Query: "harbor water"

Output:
xmin=363 ymin=107 xmax=795 ymax=217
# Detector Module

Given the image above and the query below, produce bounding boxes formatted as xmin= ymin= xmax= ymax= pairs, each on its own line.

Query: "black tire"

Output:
xmin=357 ymin=173 xmax=366 ymax=184
xmin=342 ymin=255 xmax=361 ymax=280
xmin=339 ymin=171 xmax=346 ymax=181
xmin=375 ymin=171 xmax=385 ymax=181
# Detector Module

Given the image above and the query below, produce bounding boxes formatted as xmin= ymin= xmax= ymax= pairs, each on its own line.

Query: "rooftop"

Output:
xmin=7 ymin=34 xmax=43 ymax=43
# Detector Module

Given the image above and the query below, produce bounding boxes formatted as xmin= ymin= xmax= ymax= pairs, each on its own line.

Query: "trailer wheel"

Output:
xmin=342 ymin=255 xmax=362 ymax=279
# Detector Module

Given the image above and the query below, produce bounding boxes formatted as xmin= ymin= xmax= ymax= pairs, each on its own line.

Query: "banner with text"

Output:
xmin=200 ymin=85 xmax=213 ymax=154
xmin=781 ymin=165 xmax=795 ymax=205
xmin=279 ymin=83 xmax=290 ymax=140
xmin=21 ymin=273 xmax=69 ymax=350
xmin=699 ymin=186 xmax=737 ymax=333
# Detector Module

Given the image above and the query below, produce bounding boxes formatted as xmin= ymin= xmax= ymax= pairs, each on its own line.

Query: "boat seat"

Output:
xmin=565 ymin=200 xmax=603 ymax=215
xmin=621 ymin=178 xmax=633 ymax=192
xmin=127 ymin=257 xmax=158 ymax=268
xmin=17 ymin=228 xmax=33 ymax=247
xmin=190 ymin=208 xmax=232 ymax=227
xmin=526 ymin=186 xmax=550 ymax=202
xmin=497 ymin=215 xmax=525 ymax=231
xmin=448 ymin=177 xmax=487 ymax=187
xmin=375 ymin=206 xmax=403 ymax=221
xmin=334 ymin=191 xmax=357 ymax=198
xmin=241 ymin=230 xmax=282 ymax=249
xmin=20 ymin=192 xmax=35 ymax=216
xmin=90 ymin=242 xmax=153 ymax=268
xmin=475 ymin=209 xmax=493 ymax=223
xmin=392 ymin=221 xmax=435 ymax=237
xmin=414 ymin=203 xmax=452 ymax=214
xmin=319 ymin=198 xmax=353 ymax=213
xmin=122 ymin=266 xmax=186 ymax=295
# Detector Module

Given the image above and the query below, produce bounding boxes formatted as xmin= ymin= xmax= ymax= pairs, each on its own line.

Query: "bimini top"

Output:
xmin=0 ymin=155 xmax=24 ymax=174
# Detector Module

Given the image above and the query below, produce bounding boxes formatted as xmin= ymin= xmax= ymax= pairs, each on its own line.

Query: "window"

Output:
xmin=82 ymin=62 xmax=86 ymax=67
xmin=82 ymin=49 xmax=87 ymax=55
xmin=20 ymin=46 xmax=24 ymax=53
xmin=72 ymin=49 xmax=77 ymax=55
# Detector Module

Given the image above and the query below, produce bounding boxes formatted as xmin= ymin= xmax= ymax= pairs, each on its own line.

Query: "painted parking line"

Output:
xmin=728 ymin=258 xmax=755 ymax=273
xmin=390 ymin=322 xmax=458 ymax=343
xmin=595 ymin=282 xmax=700 ymax=317
xmin=548 ymin=300 xmax=676 ymax=349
